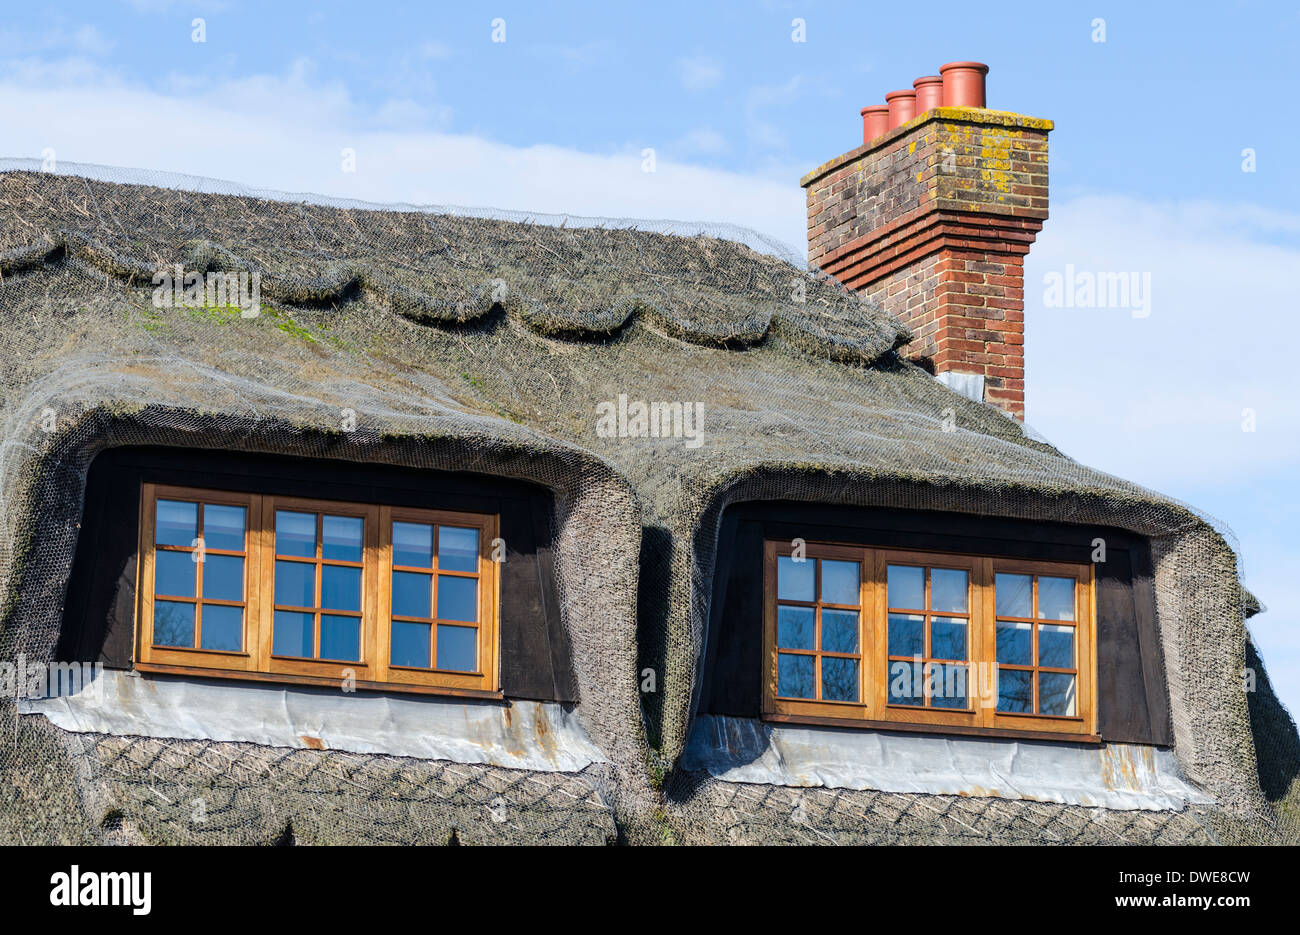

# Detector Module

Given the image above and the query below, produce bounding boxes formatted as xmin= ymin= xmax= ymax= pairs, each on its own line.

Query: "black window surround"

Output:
xmin=58 ymin=447 xmax=576 ymax=704
xmin=700 ymin=501 xmax=1172 ymax=746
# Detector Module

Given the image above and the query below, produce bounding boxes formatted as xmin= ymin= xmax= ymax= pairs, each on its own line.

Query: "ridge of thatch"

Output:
xmin=0 ymin=170 xmax=910 ymax=363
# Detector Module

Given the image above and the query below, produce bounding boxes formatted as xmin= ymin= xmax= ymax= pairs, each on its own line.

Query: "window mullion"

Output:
xmin=868 ymin=548 xmax=883 ymax=718
xmin=976 ymin=557 xmax=993 ymax=729
xmin=370 ymin=504 xmax=388 ymax=682
xmin=248 ymin=494 xmax=262 ymax=667
xmin=258 ymin=495 xmax=275 ymax=671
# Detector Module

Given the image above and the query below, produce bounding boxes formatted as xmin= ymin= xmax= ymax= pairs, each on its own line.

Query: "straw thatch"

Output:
xmin=0 ymin=166 xmax=1294 ymax=845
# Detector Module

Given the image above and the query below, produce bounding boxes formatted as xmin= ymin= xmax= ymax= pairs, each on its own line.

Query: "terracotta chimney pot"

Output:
xmin=939 ymin=61 xmax=989 ymax=107
xmin=884 ymin=90 xmax=917 ymax=129
xmin=860 ymin=105 xmax=890 ymax=144
xmin=913 ymin=76 xmax=944 ymax=114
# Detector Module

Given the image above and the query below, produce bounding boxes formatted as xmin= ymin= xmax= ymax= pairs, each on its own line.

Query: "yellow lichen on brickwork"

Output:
xmin=977 ymin=128 xmax=1014 ymax=192
xmin=798 ymin=108 xmax=1052 ymax=188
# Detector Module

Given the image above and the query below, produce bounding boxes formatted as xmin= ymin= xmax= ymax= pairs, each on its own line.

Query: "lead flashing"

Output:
xmin=682 ymin=715 xmax=1212 ymax=812
xmin=21 ymin=668 xmax=607 ymax=773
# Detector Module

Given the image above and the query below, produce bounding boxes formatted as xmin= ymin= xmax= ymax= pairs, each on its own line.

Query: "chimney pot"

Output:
xmin=939 ymin=61 xmax=989 ymax=107
xmin=912 ymin=76 xmax=944 ymax=115
xmin=860 ymin=105 xmax=890 ymax=144
xmin=883 ymin=90 xmax=917 ymax=129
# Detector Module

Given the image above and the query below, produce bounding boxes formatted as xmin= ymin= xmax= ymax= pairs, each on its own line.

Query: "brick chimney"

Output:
xmin=801 ymin=62 xmax=1051 ymax=419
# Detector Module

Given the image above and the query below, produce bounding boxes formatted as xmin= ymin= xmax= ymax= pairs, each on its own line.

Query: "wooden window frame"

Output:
xmin=137 ymin=484 xmax=260 ymax=673
xmin=134 ymin=483 xmax=501 ymax=697
xmin=762 ymin=540 xmax=1097 ymax=740
xmin=377 ymin=505 xmax=500 ymax=693
xmin=258 ymin=495 xmax=382 ymax=683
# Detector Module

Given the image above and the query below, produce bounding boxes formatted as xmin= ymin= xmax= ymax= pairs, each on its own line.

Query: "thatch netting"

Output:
xmin=0 ymin=162 xmax=1295 ymax=844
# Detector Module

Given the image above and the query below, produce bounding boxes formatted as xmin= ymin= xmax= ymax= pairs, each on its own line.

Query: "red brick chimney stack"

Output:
xmin=802 ymin=62 xmax=1051 ymax=419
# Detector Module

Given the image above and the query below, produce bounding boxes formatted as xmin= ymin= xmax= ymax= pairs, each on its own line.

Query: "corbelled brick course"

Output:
xmin=802 ymin=107 xmax=1051 ymax=419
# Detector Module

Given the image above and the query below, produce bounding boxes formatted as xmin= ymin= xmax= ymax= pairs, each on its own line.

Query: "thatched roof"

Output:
xmin=0 ymin=166 xmax=1293 ymax=845
xmin=0 ymin=170 xmax=910 ymax=359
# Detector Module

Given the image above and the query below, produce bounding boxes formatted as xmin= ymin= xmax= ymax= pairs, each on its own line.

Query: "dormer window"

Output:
xmin=136 ymin=483 xmax=500 ymax=695
xmin=762 ymin=540 xmax=1096 ymax=737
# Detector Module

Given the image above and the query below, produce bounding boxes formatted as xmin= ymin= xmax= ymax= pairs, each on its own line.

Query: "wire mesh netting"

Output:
xmin=0 ymin=161 xmax=1295 ymax=844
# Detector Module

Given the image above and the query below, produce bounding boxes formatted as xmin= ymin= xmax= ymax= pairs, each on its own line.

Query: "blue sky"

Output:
xmin=2 ymin=1 xmax=1298 ymax=713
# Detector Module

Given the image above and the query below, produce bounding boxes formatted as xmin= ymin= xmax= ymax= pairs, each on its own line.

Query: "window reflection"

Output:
xmin=885 ymin=564 xmax=970 ymax=709
xmin=774 ymin=552 xmax=861 ymax=703
xmin=152 ymin=497 xmax=247 ymax=653
xmin=994 ymin=572 xmax=1079 ymax=717
xmin=388 ymin=518 xmax=481 ymax=673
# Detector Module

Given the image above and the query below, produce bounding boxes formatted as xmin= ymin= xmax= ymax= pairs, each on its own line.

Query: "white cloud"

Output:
xmin=532 ymin=39 xmax=615 ymax=70
xmin=744 ymin=76 xmax=805 ymax=151
xmin=1025 ymin=194 xmax=1300 ymax=485
xmin=417 ymin=41 xmax=453 ymax=61
xmin=70 ymin=25 xmax=115 ymax=56
xmin=120 ymin=0 xmax=230 ymax=11
xmin=0 ymin=57 xmax=806 ymax=252
xmin=674 ymin=127 xmax=729 ymax=156
xmin=678 ymin=54 xmax=723 ymax=91
xmin=373 ymin=97 xmax=453 ymax=130
xmin=0 ymin=24 xmax=115 ymax=58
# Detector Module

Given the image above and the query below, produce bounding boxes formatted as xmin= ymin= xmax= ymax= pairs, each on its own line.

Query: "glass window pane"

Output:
xmin=887 ymin=659 xmax=923 ymax=706
xmin=995 ymin=573 xmax=1032 ymax=617
xmin=204 ymin=504 xmax=245 ymax=552
xmin=931 ymin=617 xmax=968 ymax=661
xmin=776 ymin=653 xmax=814 ymax=699
xmin=997 ymin=668 xmax=1033 ymax=713
xmin=1037 ymin=576 xmax=1076 ymax=621
xmin=930 ymin=568 xmax=968 ymax=613
xmin=820 ymin=560 xmax=859 ymax=606
xmin=1039 ymin=672 xmax=1077 ymax=716
xmin=321 ymin=614 xmax=361 ymax=662
xmin=156 ymin=500 xmax=197 ymax=547
xmin=996 ymin=621 xmax=1033 ymax=666
xmin=777 ymin=556 xmax=814 ymax=602
xmin=393 ymin=522 xmax=433 ymax=568
xmin=1038 ymin=624 xmax=1076 ymax=669
xmin=887 ymin=565 xmax=925 ymax=610
xmin=930 ymin=663 xmax=968 ymax=709
xmin=888 ymin=613 xmax=924 ymax=658
xmin=437 ymin=624 xmax=477 ymax=671
xmin=200 ymin=604 xmax=242 ymax=652
xmin=272 ymin=610 xmax=315 ymax=657
xmin=322 ymin=515 xmax=363 ymax=563
xmin=776 ymin=605 xmax=814 ymax=650
xmin=437 ymin=575 xmax=477 ymax=622
xmin=438 ymin=526 xmax=479 ymax=573
xmin=391 ymin=621 xmax=431 ymax=668
xmin=392 ymin=571 xmax=432 ymax=618
xmin=275 ymin=560 xmax=316 ymax=609
xmin=154 ymin=550 xmax=196 ymax=598
xmin=202 ymin=554 xmax=243 ymax=602
xmin=821 ymin=657 xmax=859 ymax=702
xmin=276 ymin=511 xmax=316 ymax=557
xmin=321 ymin=565 xmax=361 ymax=612
xmin=821 ymin=610 xmax=859 ymax=653
xmin=154 ymin=600 xmax=195 ymax=647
